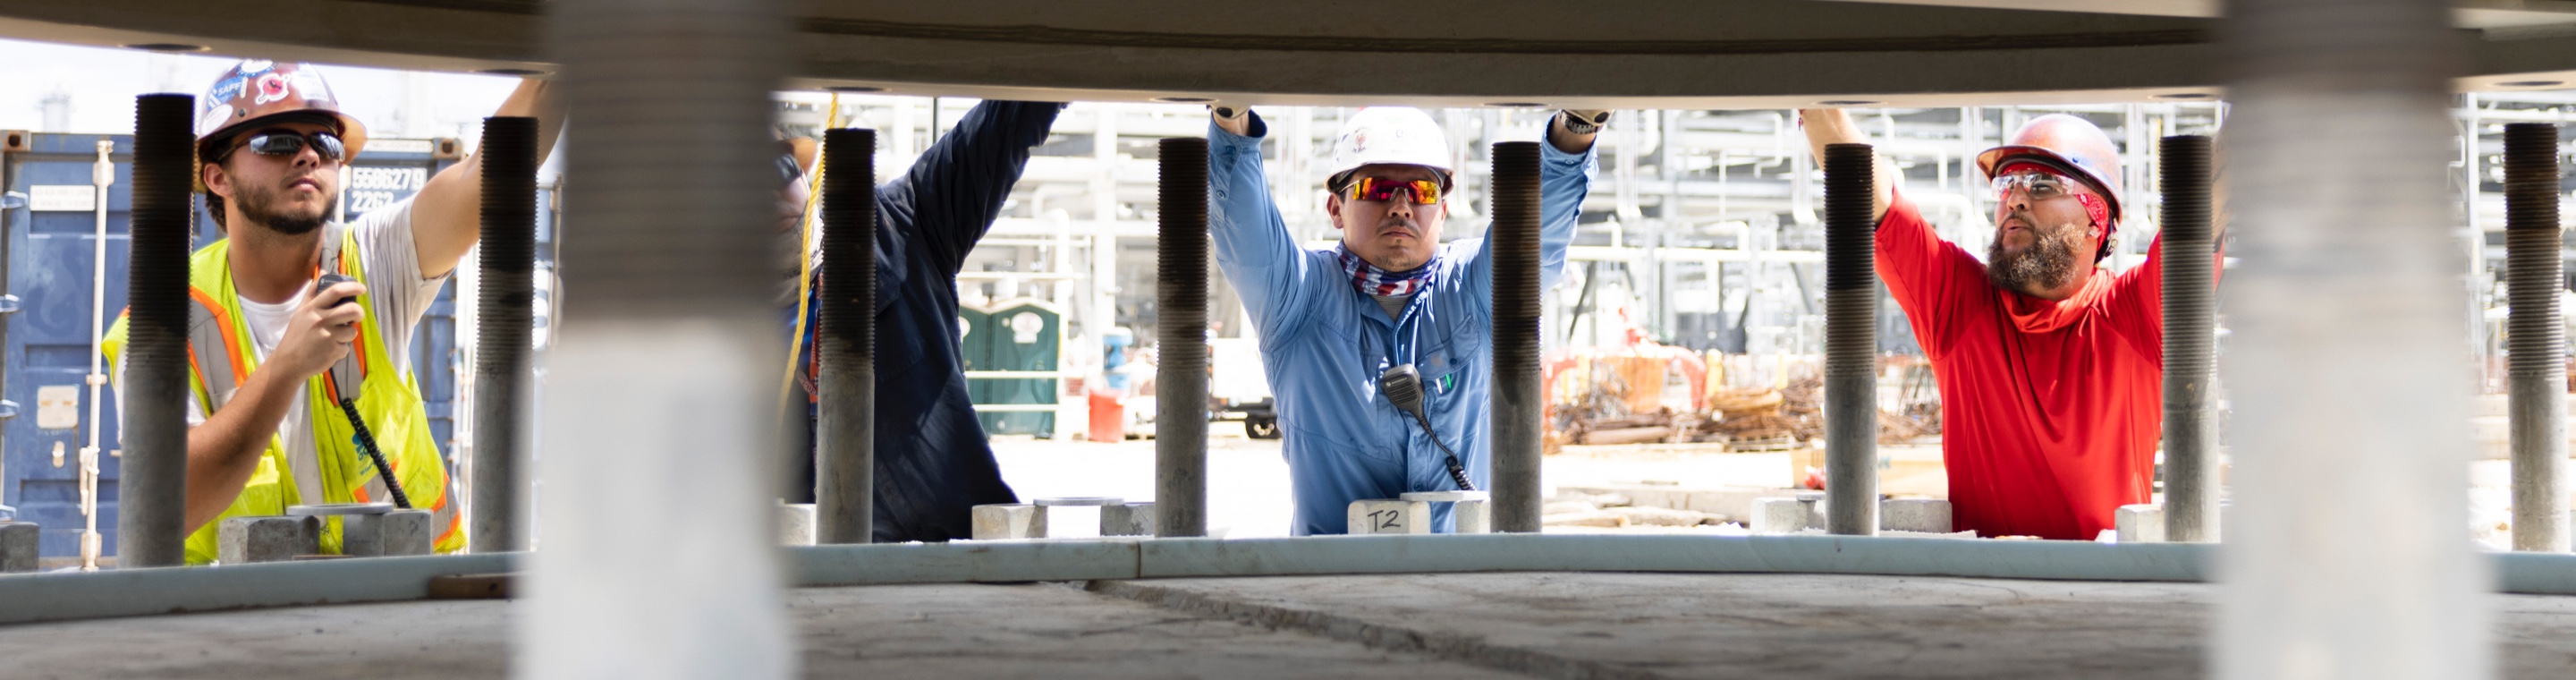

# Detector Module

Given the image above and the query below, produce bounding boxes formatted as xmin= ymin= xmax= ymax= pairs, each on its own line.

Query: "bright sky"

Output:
xmin=0 ymin=38 xmax=524 ymax=150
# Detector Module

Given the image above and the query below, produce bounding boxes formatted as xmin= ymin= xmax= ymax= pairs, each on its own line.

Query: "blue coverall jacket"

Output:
xmin=791 ymin=100 xmax=1064 ymax=542
xmin=1207 ymin=114 xmax=1595 ymax=535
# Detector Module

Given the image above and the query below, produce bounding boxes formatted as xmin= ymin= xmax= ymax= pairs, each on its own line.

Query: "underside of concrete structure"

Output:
xmin=0 ymin=0 xmax=2562 ymax=676
xmin=4 ymin=0 xmax=2576 ymax=106
xmin=9 ymin=572 xmax=2576 ymax=680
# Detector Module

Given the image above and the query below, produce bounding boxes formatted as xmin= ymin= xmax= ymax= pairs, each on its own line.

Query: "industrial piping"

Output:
xmin=1821 ymin=142 xmax=1878 ymax=536
xmin=2159 ymin=134 xmax=2218 ymax=543
xmin=1157 ymin=136 xmax=1208 ymax=538
xmin=1488 ymin=140 xmax=1544 ymax=533
xmin=470 ymin=115 xmax=537 ymax=553
xmin=817 ymin=127 xmax=877 ymax=544
xmin=2506 ymin=121 xmax=2566 ymax=553
xmin=119 ymin=94 xmax=192 ymax=568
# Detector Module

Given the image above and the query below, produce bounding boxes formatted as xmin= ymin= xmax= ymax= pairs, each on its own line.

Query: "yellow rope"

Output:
xmin=779 ymin=93 xmax=840 ymax=414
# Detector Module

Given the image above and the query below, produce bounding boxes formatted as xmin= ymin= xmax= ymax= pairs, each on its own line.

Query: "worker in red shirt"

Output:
xmin=1800 ymin=108 xmax=2216 ymax=540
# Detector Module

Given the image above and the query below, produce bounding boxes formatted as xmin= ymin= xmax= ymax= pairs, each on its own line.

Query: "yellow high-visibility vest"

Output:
xmin=105 ymin=222 xmax=461 ymax=564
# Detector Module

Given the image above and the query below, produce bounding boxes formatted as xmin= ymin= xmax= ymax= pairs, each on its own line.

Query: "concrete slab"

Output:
xmin=12 ymin=572 xmax=2576 ymax=678
xmin=0 ymin=582 xmax=1488 ymax=679
xmin=1090 ymin=572 xmax=2576 ymax=679
xmin=786 ymin=582 xmax=1492 ymax=678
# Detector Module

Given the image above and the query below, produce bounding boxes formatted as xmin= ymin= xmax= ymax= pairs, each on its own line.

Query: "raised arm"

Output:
xmin=1468 ymin=111 xmax=1601 ymax=299
xmin=411 ymin=79 xmax=565 ymax=278
xmin=877 ymin=100 xmax=1066 ymax=276
xmin=1207 ymin=109 xmax=1321 ymax=336
xmin=1797 ymin=108 xmax=1900 ymax=223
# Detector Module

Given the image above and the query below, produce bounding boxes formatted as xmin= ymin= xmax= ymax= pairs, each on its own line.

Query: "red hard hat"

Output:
xmin=1974 ymin=114 xmax=2123 ymax=222
xmin=193 ymin=60 xmax=369 ymax=165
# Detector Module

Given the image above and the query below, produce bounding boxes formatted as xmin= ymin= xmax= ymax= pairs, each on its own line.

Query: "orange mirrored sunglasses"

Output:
xmin=1344 ymin=176 xmax=1443 ymax=205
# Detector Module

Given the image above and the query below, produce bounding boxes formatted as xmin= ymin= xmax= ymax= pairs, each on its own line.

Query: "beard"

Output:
xmin=1987 ymin=217 xmax=2083 ymax=295
xmin=233 ymin=178 xmax=334 ymax=236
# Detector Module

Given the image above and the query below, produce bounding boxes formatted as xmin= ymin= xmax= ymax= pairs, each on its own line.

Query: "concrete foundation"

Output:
xmin=216 ymin=516 xmax=320 ymax=565
xmin=1881 ymin=499 xmax=1953 ymax=533
xmin=341 ymin=510 xmax=435 ymax=557
xmin=0 ymin=521 xmax=36 ymax=573
xmin=13 ymin=572 xmax=2576 ymax=679
xmin=1348 ymin=500 xmax=1430 ymax=534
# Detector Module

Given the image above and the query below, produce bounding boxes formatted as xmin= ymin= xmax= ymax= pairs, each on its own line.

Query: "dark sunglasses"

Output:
xmin=225 ymin=131 xmax=346 ymax=163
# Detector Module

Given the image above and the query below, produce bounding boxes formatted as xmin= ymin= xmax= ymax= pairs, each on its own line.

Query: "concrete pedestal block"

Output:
xmin=1034 ymin=497 xmax=1121 ymax=540
xmin=1348 ymin=500 xmax=1431 ymax=534
xmin=1453 ymin=500 xmax=1491 ymax=534
xmin=1797 ymin=491 xmax=1827 ymax=530
xmin=1399 ymin=491 xmax=1490 ymax=534
xmin=0 ymin=521 xmax=38 ymax=572
xmin=2116 ymin=504 xmax=2165 ymax=543
xmin=218 ymin=515 xmax=321 ymax=565
xmin=343 ymin=510 xmax=435 ymax=557
xmin=778 ymin=503 xmax=817 ymax=546
xmin=1101 ymin=503 xmax=1156 ymax=536
xmin=971 ymin=504 xmax=1048 ymax=540
xmin=1880 ymin=499 xmax=1953 ymax=533
xmin=1751 ymin=497 xmax=1809 ymax=533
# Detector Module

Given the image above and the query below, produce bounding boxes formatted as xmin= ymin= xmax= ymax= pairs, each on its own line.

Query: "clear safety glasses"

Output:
xmin=1990 ymin=169 xmax=2080 ymax=201
xmin=1344 ymin=176 xmax=1444 ymax=205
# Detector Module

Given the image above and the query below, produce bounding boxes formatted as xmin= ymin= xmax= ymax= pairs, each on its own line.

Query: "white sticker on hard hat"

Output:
xmin=198 ymin=106 xmax=234 ymax=136
xmin=292 ymin=69 xmax=332 ymax=102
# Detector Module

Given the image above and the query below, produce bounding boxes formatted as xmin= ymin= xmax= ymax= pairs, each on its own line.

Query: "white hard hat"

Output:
xmin=1325 ymin=107 xmax=1452 ymax=191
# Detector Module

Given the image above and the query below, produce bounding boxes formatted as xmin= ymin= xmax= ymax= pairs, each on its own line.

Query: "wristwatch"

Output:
xmin=1558 ymin=109 xmax=1612 ymax=135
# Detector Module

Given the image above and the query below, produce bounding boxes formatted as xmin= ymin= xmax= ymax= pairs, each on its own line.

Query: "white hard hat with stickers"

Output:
xmin=1324 ymin=107 xmax=1453 ymax=191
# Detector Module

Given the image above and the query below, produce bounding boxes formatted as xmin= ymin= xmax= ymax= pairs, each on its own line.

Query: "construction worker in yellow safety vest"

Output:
xmin=102 ymin=61 xmax=562 ymax=564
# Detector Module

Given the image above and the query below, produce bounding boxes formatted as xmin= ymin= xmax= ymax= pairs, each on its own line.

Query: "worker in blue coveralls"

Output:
xmin=783 ymin=100 xmax=1065 ymax=542
xmin=1208 ymin=105 xmax=1602 ymax=534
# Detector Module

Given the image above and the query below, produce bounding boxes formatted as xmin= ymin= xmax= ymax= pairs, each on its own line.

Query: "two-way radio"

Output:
xmin=315 ymin=272 xmax=411 ymax=510
xmin=1378 ymin=364 xmax=1476 ymax=492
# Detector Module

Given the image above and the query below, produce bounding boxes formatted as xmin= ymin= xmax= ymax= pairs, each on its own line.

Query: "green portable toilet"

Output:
xmin=962 ymin=299 xmax=1063 ymax=437
xmin=957 ymin=304 xmax=996 ymax=421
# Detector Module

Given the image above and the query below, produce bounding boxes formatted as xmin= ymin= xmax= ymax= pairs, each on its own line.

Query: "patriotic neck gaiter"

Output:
xmin=1334 ymin=244 xmax=1438 ymax=297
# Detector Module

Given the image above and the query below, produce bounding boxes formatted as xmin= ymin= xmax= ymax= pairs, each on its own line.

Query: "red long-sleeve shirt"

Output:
xmin=1878 ymin=191 xmax=2190 ymax=540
